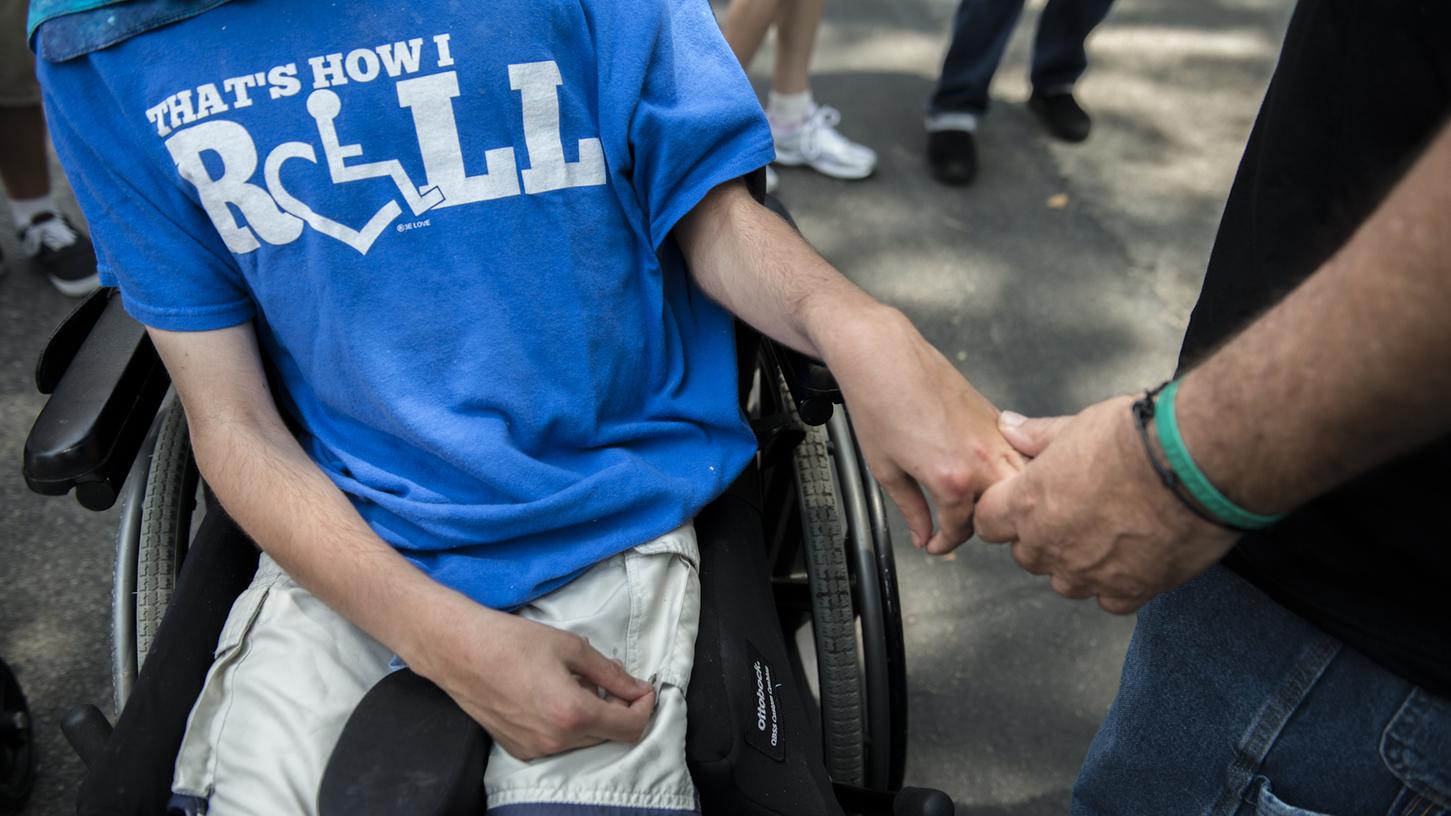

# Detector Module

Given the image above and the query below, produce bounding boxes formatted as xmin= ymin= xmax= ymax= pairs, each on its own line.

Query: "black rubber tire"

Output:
xmin=0 ymin=659 xmax=33 ymax=814
xmin=778 ymin=373 xmax=866 ymax=786
xmin=135 ymin=402 xmax=197 ymax=666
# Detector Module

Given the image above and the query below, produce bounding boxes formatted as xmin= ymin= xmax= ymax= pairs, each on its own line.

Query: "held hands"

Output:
xmin=974 ymin=396 xmax=1239 ymax=613
xmin=824 ymin=307 xmax=1023 ymax=554
xmin=413 ymin=603 xmax=655 ymax=760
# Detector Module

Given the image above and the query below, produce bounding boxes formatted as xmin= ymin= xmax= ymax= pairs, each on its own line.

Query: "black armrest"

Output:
xmin=762 ymin=339 xmax=841 ymax=427
xmin=35 ymin=286 xmax=112 ymax=394
xmin=23 ymin=289 xmax=170 ymax=510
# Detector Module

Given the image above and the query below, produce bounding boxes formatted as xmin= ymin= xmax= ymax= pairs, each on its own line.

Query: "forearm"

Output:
xmin=186 ymin=400 xmax=658 ymax=753
xmin=675 ymin=179 xmax=907 ymax=367
xmin=1175 ymin=122 xmax=1451 ymax=513
xmin=186 ymin=397 xmax=477 ymax=675
xmin=678 ymin=179 xmax=1021 ymax=552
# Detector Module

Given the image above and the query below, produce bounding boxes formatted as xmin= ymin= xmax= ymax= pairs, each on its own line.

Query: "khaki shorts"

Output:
xmin=172 ymin=525 xmax=702 ymax=815
xmin=0 ymin=0 xmax=38 ymax=107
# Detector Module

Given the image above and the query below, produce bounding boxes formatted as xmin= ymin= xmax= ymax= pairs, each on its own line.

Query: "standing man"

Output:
xmin=0 ymin=0 xmax=95 ymax=295
xmin=972 ymin=0 xmax=1451 ymax=810
xmin=925 ymin=0 xmax=1113 ymax=185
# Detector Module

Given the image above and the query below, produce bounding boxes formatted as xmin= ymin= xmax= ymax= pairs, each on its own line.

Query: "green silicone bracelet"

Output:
xmin=1155 ymin=380 xmax=1285 ymax=530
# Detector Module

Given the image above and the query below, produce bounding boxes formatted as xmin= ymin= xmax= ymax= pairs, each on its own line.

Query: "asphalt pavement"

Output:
xmin=0 ymin=0 xmax=1292 ymax=812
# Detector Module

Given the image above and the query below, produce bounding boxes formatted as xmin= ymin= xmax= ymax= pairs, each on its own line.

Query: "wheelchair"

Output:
xmin=23 ymin=212 xmax=953 ymax=816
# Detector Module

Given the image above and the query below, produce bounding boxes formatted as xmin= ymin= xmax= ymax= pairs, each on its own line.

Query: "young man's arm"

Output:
xmin=974 ymin=121 xmax=1451 ymax=612
xmin=149 ymin=324 xmax=654 ymax=759
xmin=674 ymin=181 xmax=1022 ymax=554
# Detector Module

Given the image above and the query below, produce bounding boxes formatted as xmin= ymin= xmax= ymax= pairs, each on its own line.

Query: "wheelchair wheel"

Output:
xmin=825 ymin=409 xmax=908 ymax=791
xmin=137 ymin=400 xmax=198 ymax=661
xmin=780 ymin=374 xmax=867 ymax=786
xmin=112 ymin=396 xmax=198 ymax=711
xmin=756 ymin=368 xmax=869 ymax=787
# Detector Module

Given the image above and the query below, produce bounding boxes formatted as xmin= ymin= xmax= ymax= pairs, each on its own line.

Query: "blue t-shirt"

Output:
xmin=39 ymin=0 xmax=773 ymax=610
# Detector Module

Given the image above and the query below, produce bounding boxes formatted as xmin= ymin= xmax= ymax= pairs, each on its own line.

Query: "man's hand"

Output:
xmin=412 ymin=601 xmax=656 ymax=760
xmin=820 ymin=306 xmax=1022 ymax=554
xmin=974 ymin=396 xmax=1238 ymax=613
xmin=674 ymin=179 xmax=1021 ymax=554
xmin=970 ymin=122 xmax=1451 ymax=612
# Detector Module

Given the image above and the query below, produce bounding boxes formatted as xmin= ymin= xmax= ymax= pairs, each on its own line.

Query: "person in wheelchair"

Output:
xmin=33 ymin=1 xmax=1019 ymax=813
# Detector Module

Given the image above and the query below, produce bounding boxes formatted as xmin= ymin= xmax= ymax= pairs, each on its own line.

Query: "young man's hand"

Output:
xmin=674 ymin=180 xmax=1021 ymax=555
xmin=974 ymin=396 xmax=1238 ymax=613
xmin=412 ymin=602 xmax=656 ymax=760
xmin=821 ymin=306 xmax=1023 ymax=554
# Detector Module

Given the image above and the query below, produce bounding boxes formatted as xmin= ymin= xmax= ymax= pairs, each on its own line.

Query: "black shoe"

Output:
xmin=21 ymin=212 xmax=99 ymax=297
xmin=0 ymin=659 xmax=34 ymax=815
xmin=926 ymin=129 xmax=978 ymax=186
xmin=1028 ymin=91 xmax=1092 ymax=143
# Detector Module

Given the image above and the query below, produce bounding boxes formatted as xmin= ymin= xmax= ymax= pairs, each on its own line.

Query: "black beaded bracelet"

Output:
xmin=1131 ymin=385 xmax=1247 ymax=533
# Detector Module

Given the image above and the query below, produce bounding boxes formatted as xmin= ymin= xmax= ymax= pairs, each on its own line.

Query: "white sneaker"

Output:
xmin=764 ymin=165 xmax=779 ymax=194
xmin=772 ymin=105 xmax=877 ymax=180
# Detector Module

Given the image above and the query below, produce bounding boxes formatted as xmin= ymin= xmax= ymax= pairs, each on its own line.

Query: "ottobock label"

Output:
xmin=745 ymin=642 xmax=785 ymax=762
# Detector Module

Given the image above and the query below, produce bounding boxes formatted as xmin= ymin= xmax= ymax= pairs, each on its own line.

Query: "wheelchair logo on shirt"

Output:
xmin=143 ymin=34 xmax=606 ymax=256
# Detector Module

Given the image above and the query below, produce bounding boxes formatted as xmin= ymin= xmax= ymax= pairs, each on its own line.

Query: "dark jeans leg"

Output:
xmin=929 ymin=0 xmax=1028 ymax=116
xmin=1072 ymin=565 xmax=1451 ymax=816
xmin=1029 ymin=0 xmax=1114 ymax=92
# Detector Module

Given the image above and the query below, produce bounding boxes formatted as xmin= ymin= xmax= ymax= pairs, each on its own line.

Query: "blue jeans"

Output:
xmin=929 ymin=0 xmax=1114 ymax=117
xmin=1074 ymin=565 xmax=1451 ymax=816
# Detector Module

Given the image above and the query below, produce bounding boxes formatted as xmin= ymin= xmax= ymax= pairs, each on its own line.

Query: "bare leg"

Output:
xmin=724 ymin=0 xmax=876 ymax=183
xmin=0 ymin=105 xmax=52 ymax=200
xmin=0 ymin=104 xmax=98 ymax=296
xmin=771 ymin=0 xmax=824 ymax=95
xmin=721 ymin=0 xmax=783 ymax=72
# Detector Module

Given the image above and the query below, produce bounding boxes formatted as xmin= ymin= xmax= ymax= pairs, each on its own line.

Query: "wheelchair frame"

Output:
xmin=97 ymin=333 xmax=911 ymax=791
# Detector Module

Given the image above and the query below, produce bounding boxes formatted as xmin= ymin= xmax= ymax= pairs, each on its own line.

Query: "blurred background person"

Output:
xmin=720 ymin=0 xmax=877 ymax=192
xmin=0 ymin=0 xmax=96 ymax=296
xmin=926 ymin=0 xmax=1114 ymax=185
